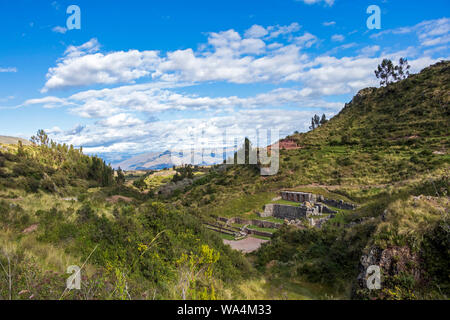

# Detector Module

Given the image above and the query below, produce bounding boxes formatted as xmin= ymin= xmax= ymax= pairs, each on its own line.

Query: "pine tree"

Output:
xmin=309 ymin=118 xmax=316 ymax=130
xmin=395 ymin=58 xmax=411 ymax=81
xmin=116 ymin=167 xmax=125 ymax=185
xmin=314 ymin=114 xmax=321 ymax=127
xmin=31 ymin=130 xmax=50 ymax=147
xmin=375 ymin=59 xmax=396 ymax=86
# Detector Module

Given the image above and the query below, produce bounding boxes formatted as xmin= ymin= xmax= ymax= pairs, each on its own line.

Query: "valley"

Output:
xmin=0 ymin=61 xmax=448 ymax=300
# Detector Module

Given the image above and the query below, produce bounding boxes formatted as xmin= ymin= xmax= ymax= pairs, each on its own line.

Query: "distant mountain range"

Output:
xmin=0 ymin=135 xmax=31 ymax=145
xmin=112 ymin=147 xmax=237 ymax=170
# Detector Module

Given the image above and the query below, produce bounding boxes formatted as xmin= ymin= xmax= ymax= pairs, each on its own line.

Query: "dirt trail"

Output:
xmin=223 ymin=237 xmax=269 ymax=253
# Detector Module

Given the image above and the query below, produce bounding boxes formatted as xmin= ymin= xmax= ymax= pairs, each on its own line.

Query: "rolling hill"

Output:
xmin=0 ymin=135 xmax=31 ymax=146
xmin=166 ymin=60 xmax=449 ymax=299
xmin=0 ymin=61 xmax=448 ymax=300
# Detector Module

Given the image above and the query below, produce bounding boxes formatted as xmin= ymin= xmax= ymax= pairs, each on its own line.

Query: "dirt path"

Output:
xmin=106 ymin=195 xmax=134 ymax=203
xmin=223 ymin=237 xmax=269 ymax=253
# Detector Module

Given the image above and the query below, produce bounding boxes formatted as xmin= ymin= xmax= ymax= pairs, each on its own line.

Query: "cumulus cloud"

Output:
xmin=372 ymin=18 xmax=450 ymax=48
xmin=244 ymin=25 xmax=268 ymax=38
xmin=49 ymin=108 xmax=338 ymax=156
xmin=42 ymin=39 xmax=161 ymax=92
xmin=25 ymin=19 xmax=448 ymax=160
xmin=42 ymin=23 xmax=308 ymax=92
xmin=266 ymin=23 xmax=301 ymax=39
xmin=295 ymin=32 xmax=319 ymax=48
xmin=36 ymin=82 xmax=342 ymax=119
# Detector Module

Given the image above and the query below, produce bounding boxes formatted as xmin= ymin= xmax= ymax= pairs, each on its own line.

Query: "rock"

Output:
xmin=356 ymin=246 xmax=422 ymax=292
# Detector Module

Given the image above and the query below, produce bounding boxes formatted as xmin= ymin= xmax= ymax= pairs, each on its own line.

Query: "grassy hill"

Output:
xmin=0 ymin=135 xmax=254 ymax=300
xmin=0 ymin=61 xmax=448 ymax=300
xmin=0 ymin=136 xmax=31 ymax=146
xmin=165 ymin=61 xmax=449 ymax=299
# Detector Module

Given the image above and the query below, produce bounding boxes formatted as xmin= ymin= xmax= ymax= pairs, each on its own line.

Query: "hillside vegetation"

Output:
xmin=167 ymin=61 xmax=449 ymax=299
xmin=0 ymin=61 xmax=448 ymax=300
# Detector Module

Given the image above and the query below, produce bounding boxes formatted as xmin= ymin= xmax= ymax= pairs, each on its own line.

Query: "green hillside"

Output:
xmin=0 ymin=136 xmax=31 ymax=146
xmin=167 ymin=61 xmax=450 ymax=299
xmin=0 ymin=61 xmax=448 ymax=300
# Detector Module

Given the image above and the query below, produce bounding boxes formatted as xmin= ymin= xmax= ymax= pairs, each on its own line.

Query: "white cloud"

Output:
xmin=331 ymin=34 xmax=345 ymax=42
xmin=295 ymin=32 xmax=319 ymax=48
xmin=42 ymin=24 xmax=309 ymax=92
xmin=266 ymin=23 xmax=301 ymax=39
xmin=244 ymin=25 xmax=268 ymax=38
xmin=42 ymin=41 xmax=161 ymax=92
xmin=360 ymin=45 xmax=380 ymax=56
xmin=372 ymin=18 xmax=450 ymax=48
xmin=97 ymin=113 xmax=144 ymax=127
xmin=323 ymin=21 xmax=336 ymax=27
xmin=52 ymin=26 xmax=67 ymax=34
xmin=38 ymin=82 xmax=342 ymax=119
xmin=25 ymin=19 xmax=449 ymax=159
xmin=49 ymin=108 xmax=338 ymax=156
xmin=24 ymin=96 xmax=71 ymax=109
xmin=0 ymin=67 xmax=17 ymax=73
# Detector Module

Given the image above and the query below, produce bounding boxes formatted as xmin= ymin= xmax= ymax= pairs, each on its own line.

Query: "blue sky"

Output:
xmin=0 ymin=0 xmax=449 ymax=163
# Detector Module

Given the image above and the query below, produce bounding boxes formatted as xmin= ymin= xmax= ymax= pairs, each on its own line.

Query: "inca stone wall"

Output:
xmin=218 ymin=217 xmax=282 ymax=229
xmin=322 ymin=199 xmax=356 ymax=210
xmin=281 ymin=191 xmax=355 ymax=210
xmin=262 ymin=204 xmax=309 ymax=220
xmin=281 ymin=191 xmax=319 ymax=203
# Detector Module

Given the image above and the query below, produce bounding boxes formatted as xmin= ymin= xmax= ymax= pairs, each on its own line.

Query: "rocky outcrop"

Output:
xmin=355 ymin=246 xmax=422 ymax=295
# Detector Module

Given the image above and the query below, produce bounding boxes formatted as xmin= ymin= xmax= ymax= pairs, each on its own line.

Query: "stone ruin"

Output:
xmin=281 ymin=191 xmax=356 ymax=210
xmin=260 ymin=203 xmax=327 ymax=220
xmin=259 ymin=191 xmax=356 ymax=228
xmin=280 ymin=191 xmax=320 ymax=203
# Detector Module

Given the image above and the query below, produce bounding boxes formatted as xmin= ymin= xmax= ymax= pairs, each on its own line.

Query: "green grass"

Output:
xmin=259 ymin=216 xmax=285 ymax=223
xmin=247 ymin=225 xmax=277 ymax=233
xmin=251 ymin=234 xmax=272 ymax=241
xmin=272 ymin=199 xmax=302 ymax=207
xmin=218 ymin=233 xmax=236 ymax=241
xmin=204 ymin=191 xmax=277 ymax=218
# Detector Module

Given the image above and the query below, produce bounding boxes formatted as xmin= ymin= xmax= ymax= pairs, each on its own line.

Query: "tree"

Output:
xmin=116 ymin=167 xmax=125 ymax=185
xmin=314 ymin=114 xmax=320 ymax=127
xmin=30 ymin=130 xmax=49 ymax=147
xmin=375 ymin=58 xmax=411 ymax=86
xmin=309 ymin=118 xmax=316 ymax=130
xmin=17 ymin=140 xmax=26 ymax=157
xmin=309 ymin=114 xmax=322 ymax=131
xmin=320 ymin=114 xmax=328 ymax=126
xmin=395 ymin=58 xmax=410 ymax=81
xmin=375 ymin=59 xmax=396 ymax=86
